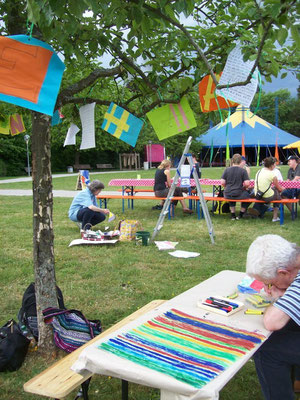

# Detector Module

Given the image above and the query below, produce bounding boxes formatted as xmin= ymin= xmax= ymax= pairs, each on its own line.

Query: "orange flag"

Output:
xmin=274 ymin=140 xmax=279 ymax=164
xmin=198 ymin=73 xmax=238 ymax=113
xmin=241 ymin=134 xmax=246 ymax=157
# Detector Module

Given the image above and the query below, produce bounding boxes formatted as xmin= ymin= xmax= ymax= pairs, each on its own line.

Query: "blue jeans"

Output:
xmin=77 ymin=207 xmax=105 ymax=229
xmin=253 ymin=320 xmax=300 ymax=400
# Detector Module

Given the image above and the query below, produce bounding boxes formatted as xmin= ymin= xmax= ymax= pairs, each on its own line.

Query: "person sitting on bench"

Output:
xmin=154 ymin=159 xmax=193 ymax=214
xmin=248 ymin=157 xmax=284 ymax=221
xmin=220 ymin=153 xmax=251 ymax=220
xmin=68 ymin=180 xmax=110 ymax=230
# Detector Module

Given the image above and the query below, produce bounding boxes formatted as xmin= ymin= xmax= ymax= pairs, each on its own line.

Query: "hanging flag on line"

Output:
xmin=101 ymin=102 xmax=143 ymax=147
xmin=198 ymin=73 xmax=238 ymax=112
xmin=0 ymin=35 xmax=65 ymax=116
xmin=146 ymin=97 xmax=197 ymax=140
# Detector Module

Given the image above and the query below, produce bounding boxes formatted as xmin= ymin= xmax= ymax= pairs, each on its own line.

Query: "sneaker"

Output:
xmin=272 ymin=217 xmax=280 ymax=222
xmin=76 ymin=222 xmax=82 ymax=230
xmin=235 ymin=216 xmax=240 ymax=220
xmin=231 ymin=216 xmax=236 ymax=220
xmin=152 ymin=204 xmax=163 ymax=210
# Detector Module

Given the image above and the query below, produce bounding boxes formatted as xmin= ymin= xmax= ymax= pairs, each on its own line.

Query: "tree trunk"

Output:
xmin=31 ymin=111 xmax=58 ymax=352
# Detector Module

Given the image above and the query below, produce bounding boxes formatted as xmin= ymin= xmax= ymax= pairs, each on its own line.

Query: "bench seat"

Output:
xmin=73 ymin=164 xmax=91 ymax=171
xmin=96 ymin=163 xmax=113 ymax=169
xmin=24 ymin=300 xmax=166 ymax=399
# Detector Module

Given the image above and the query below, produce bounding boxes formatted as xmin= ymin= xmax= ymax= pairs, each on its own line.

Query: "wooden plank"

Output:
xmin=24 ymin=299 xmax=166 ymax=399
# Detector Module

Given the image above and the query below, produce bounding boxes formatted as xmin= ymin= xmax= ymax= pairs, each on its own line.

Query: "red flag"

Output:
xmin=274 ymin=140 xmax=279 ymax=164
xmin=241 ymin=134 xmax=246 ymax=157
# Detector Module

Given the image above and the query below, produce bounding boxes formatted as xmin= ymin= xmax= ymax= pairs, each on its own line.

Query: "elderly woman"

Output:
xmin=246 ymin=234 xmax=300 ymax=400
xmin=220 ymin=153 xmax=251 ymax=220
xmin=154 ymin=159 xmax=193 ymax=214
xmin=248 ymin=157 xmax=284 ymax=221
xmin=68 ymin=180 xmax=110 ymax=229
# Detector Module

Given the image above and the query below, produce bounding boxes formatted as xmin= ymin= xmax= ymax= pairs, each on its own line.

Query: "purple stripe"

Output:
xmin=169 ymin=104 xmax=181 ymax=130
xmin=178 ymin=103 xmax=190 ymax=129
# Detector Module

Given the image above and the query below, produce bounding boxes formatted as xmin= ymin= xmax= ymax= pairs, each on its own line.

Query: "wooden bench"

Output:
xmin=204 ymin=196 xmax=299 ymax=225
xmin=73 ymin=164 xmax=91 ymax=171
xmin=97 ymin=193 xmax=198 ymax=218
xmin=24 ymin=299 xmax=166 ymax=399
xmin=96 ymin=163 xmax=113 ymax=169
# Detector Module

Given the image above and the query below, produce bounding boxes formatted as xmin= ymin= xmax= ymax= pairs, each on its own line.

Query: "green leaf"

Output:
xmin=27 ymin=0 xmax=41 ymax=24
xmin=277 ymin=27 xmax=288 ymax=46
xmin=180 ymin=77 xmax=193 ymax=91
xmin=291 ymin=25 xmax=300 ymax=49
xmin=88 ymin=40 xmax=98 ymax=53
xmin=280 ymin=72 xmax=287 ymax=79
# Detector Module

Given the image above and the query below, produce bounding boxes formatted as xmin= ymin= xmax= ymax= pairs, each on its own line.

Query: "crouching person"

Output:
xmin=68 ymin=180 xmax=110 ymax=230
xmin=246 ymin=234 xmax=300 ymax=400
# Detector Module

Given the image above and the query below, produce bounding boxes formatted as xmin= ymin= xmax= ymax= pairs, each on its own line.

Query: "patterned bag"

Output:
xmin=119 ymin=219 xmax=142 ymax=241
xmin=43 ymin=308 xmax=101 ymax=353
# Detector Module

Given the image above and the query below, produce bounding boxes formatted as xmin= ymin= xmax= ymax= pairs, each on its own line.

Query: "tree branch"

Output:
xmin=56 ymin=66 xmax=123 ymax=107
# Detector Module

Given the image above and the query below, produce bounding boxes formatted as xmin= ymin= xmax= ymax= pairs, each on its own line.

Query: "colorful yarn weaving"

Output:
xmin=99 ymin=308 xmax=265 ymax=388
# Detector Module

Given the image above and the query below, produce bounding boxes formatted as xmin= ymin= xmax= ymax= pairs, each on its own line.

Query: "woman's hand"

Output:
xmin=263 ymin=283 xmax=286 ymax=298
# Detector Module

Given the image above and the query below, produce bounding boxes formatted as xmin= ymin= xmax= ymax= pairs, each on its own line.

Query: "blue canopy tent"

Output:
xmin=198 ymin=106 xmax=299 ymax=166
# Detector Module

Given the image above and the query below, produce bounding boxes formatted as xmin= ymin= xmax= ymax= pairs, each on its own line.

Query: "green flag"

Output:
xmin=209 ymin=138 xmax=214 ymax=165
xmin=226 ymin=136 xmax=230 ymax=162
xmin=256 ymin=141 xmax=260 ymax=166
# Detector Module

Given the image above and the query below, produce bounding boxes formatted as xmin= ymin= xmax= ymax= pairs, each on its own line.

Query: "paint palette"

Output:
xmin=197 ymin=296 xmax=244 ymax=316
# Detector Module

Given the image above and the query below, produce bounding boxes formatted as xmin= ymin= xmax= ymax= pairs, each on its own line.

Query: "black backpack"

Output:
xmin=18 ymin=283 xmax=65 ymax=341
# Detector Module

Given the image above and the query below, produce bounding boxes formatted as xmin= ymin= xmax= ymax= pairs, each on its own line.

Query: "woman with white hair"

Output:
xmin=246 ymin=234 xmax=300 ymax=400
xmin=68 ymin=180 xmax=110 ymax=230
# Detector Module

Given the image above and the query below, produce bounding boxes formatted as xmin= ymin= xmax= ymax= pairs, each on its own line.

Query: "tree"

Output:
xmin=0 ymin=0 xmax=299 ymax=352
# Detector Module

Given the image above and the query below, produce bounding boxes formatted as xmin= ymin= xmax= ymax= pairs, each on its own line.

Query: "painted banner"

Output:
xmin=199 ymin=73 xmax=238 ymax=112
xmin=0 ymin=35 xmax=65 ymax=116
xmin=10 ymin=113 xmax=25 ymax=135
xmin=100 ymin=308 xmax=265 ymax=389
xmin=146 ymin=97 xmax=197 ymax=140
xmin=0 ymin=115 xmax=10 ymax=135
xmin=101 ymin=102 xmax=143 ymax=147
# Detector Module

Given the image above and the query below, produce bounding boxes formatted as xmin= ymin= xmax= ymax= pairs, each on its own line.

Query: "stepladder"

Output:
xmin=151 ymin=136 xmax=215 ymax=244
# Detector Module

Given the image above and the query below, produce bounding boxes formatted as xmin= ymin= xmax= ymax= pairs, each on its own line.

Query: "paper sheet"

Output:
xmin=180 ymin=165 xmax=191 ymax=188
xmin=215 ymin=43 xmax=259 ymax=107
xmin=69 ymin=239 xmax=118 ymax=247
xmin=79 ymin=102 xmax=96 ymax=150
xmin=168 ymin=250 xmax=200 ymax=258
xmin=64 ymin=123 xmax=80 ymax=146
xmin=155 ymin=241 xmax=178 ymax=250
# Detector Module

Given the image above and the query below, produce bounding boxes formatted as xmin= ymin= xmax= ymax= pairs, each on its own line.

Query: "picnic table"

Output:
xmin=72 ymin=270 xmax=270 ymax=400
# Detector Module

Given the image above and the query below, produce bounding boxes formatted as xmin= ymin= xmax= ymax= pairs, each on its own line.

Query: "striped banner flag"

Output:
xmin=146 ymin=97 xmax=197 ymax=140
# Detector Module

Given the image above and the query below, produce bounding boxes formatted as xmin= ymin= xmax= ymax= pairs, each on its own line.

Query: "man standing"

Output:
xmin=246 ymin=234 xmax=300 ymax=400
xmin=281 ymin=155 xmax=300 ymax=211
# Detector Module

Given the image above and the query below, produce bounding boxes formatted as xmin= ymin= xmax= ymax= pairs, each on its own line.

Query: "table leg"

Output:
xmin=280 ymin=204 xmax=284 ymax=225
xmin=121 ymin=379 xmax=128 ymax=400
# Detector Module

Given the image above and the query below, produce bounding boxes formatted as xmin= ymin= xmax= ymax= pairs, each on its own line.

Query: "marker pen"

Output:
xmin=244 ymin=309 xmax=264 ymax=315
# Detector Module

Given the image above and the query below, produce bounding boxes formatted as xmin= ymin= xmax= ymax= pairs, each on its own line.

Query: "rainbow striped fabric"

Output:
xmin=99 ymin=308 xmax=265 ymax=388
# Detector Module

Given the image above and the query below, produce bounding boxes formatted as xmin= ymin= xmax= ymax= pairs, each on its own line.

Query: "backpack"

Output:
xmin=18 ymin=283 xmax=65 ymax=341
xmin=212 ymin=187 xmax=230 ymax=214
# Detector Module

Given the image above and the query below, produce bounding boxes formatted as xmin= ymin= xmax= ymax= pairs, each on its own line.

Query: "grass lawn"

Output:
xmin=0 ymin=166 xmax=299 ymax=400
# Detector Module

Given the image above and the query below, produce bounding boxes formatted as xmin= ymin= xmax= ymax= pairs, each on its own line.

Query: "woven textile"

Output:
xmin=100 ymin=308 xmax=265 ymax=388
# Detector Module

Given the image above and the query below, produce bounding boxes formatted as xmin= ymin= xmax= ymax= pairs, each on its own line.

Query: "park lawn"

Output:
xmin=0 ymin=167 xmax=299 ymax=400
